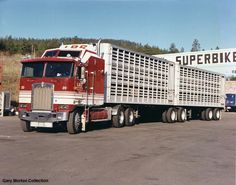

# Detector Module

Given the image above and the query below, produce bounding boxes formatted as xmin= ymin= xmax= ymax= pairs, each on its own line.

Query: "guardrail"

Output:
xmin=0 ymin=91 xmax=11 ymax=117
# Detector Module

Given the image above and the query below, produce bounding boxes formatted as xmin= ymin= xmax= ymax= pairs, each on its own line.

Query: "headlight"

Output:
xmin=58 ymin=105 xmax=69 ymax=110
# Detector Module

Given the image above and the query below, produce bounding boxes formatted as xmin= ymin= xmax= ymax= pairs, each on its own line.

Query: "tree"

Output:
xmin=169 ymin=43 xmax=179 ymax=53
xmin=191 ymin=39 xmax=201 ymax=52
xmin=0 ymin=39 xmax=6 ymax=51
xmin=229 ymin=76 xmax=236 ymax=81
xmin=215 ymin=46 xmax=220 ymax=50
xmin=180 ymin=47 xmax=184 ymax=52
xmin=0 ymin=36 xmax=168 ymax=56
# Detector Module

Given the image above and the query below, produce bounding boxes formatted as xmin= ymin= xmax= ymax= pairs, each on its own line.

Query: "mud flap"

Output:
xmin=81 ymin=111 xmax=86 ymax=131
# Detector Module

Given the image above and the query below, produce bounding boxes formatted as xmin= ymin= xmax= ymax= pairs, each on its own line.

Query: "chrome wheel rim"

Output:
xmin=181 ymin=110 xmax=186 ymax=120
xmin=216 ymin=110 xmax=221 ymax=119
xmin=119 ymin=111 xmax=124 ymax=124
xmin=74 ymin=113 xmax=81 ymax=130
xmin=129 ymin=111 xmax=134 ymax=123
xmin=171 ymin=110 xmax=176 ymax=121
xmin=209 ymin=110 xmax=213 ymax=120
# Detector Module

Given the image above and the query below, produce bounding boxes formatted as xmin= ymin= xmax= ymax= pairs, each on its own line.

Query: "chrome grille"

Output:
xmin=32 ymin=83 xmax=53 ymax=111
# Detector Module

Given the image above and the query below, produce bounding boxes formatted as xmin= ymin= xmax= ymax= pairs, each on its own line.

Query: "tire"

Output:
xmin=21 ymin=120 xmax=32 ymax=132
xmin=213 ymin=108 xmax=221 ymax=120
xmin=177 ymin=108 xmax=186 ymax=122
xmin=162 ymin=110 xmax=167 ymax=123
xmin=166 ymin=107 xmax=176 ymax=123
xmin=201 ymin=109 xmax=206 ymax=120
xmin=112 ymin=106 xmax=125 ymax=128
xmin=205 ymin=108 xmax=213 ymax=121
xmin=125 ymin=108 xmax=135 ymax=126
xmin=67 ymin=111 xmax=82 ymax=134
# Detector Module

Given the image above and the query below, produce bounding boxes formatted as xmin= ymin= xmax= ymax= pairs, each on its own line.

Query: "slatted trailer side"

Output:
xmin=100 ymin=43 xmax=225 ymax=125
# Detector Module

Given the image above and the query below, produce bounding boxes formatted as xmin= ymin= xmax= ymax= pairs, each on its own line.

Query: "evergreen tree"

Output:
xmin=191 ymin=39 xmax=201 ymax=52
xmin=169 ymin=43 xmax=179 ymax=53
xmin=0 ymin=36 xmax=173 ymax=56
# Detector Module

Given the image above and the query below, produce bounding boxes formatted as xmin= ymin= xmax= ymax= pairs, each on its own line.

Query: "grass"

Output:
xmin=0 ymin=52 xmax=23 ymax=102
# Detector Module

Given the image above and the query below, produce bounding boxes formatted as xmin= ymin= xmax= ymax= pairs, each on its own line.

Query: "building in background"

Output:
xmin=154 ymin=48 xmax=236 ymax=78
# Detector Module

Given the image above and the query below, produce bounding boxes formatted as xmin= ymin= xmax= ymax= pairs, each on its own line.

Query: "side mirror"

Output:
xmin=81 ymin=66 xmax=85 ymax=79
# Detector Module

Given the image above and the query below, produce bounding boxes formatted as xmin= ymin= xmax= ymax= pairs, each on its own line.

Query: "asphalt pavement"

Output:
xmin=0 ymin=113 xmax=235 ymax=185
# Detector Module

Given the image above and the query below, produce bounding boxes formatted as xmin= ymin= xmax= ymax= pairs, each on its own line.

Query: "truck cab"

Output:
xmin=19 ymin=44 xmax=105 ymax=133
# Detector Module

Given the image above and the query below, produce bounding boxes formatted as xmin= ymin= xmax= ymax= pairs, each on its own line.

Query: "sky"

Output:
xmin=0 ymin=0 xmax=235 ymax=51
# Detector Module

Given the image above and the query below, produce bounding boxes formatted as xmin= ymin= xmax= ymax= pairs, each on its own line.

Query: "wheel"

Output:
xmin=162 ymin=110 xmax=167 ymax=123
xmin=205 ymin=108 xmax=213 ymax=121
xmin=177 ymin=108 xmax=186 ymax=122
xmin=213 ymin=108 xmax=221 ymax=120
xmin=112 ymin=106 xmax=125 ymax=128
xmin=67 ymin=111 xmax=82 ymax=134
xmin=201 ymin=109 xmax=206 ymax=120
xmin=21 ymin=120 xmax=32 ymax=132
xmin=125 ymin=108 xmax=135 ymax=126
xmin=166 ymin=107 xmax=176 ymax=123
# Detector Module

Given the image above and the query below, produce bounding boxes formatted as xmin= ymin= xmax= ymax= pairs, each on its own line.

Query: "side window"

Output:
xmin=77 ymin=67 xmax=81 ymax=79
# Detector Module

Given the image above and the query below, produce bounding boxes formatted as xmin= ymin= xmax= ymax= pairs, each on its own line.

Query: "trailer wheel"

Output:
xmin=112 ymin=106 xmax=125 ymax=128
xmin=67 ymin=111 xmax=82 ymax=134
xmin=213 ymin=108 xmax=221 ymax=120
xmin=205 ymin=108 xmax=213 ymax=121
xmin=201 ymin=109 xmax=206 ymax=120
xmin=21 ymin=120 xmax=32 ymax=132
xmin=162 ymin=110 xmax=167 ymax=123
xmin=125 ymin=108 xmax=135 ymax=126
xmin=166 ymin=108 xmax=176 ymax=123
xmin=177 ymin=108 xmax=186 ymax=122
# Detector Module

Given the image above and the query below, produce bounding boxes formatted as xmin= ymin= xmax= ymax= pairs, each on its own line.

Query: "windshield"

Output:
xmin=21 ymin=62 xmax=74 ymax=78
xmin=44 ymin=50 xmax=58 ymax=57
xmin=45 ymin=62 xmax=74 ymax=77
xmin=21 ymin=62 xmax=44 ymax=77
xmin=58 ymin=51 xmax=81 ymax=57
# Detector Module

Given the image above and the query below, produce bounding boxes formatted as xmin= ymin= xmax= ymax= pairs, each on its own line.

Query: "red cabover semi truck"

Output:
xmin=18 ymin=42 xmax=225 ymax=134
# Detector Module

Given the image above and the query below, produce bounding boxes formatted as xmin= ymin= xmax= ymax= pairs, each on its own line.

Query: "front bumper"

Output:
xmin=19 ymin=111 xmax=69 ymax=123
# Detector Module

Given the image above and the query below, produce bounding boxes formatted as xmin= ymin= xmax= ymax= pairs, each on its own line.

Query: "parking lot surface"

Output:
xmin=0 ymin=113 xmax=235 ymax=185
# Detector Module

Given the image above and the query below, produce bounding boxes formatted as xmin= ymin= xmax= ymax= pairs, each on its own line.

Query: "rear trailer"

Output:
xmin=100 ymin=43 xmax=225 ymax=124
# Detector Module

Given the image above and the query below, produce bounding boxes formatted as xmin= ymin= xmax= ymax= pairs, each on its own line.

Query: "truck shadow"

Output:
xmin=33 ymin=114 xmax=163 ymax=134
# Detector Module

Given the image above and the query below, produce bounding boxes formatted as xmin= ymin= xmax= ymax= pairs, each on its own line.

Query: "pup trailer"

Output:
xmin=18 ymin=42 xmax=225 ymax=134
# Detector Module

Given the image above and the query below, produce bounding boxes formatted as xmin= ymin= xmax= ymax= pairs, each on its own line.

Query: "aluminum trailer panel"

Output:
xmin=178 ymin=65 xmax=225 ymax=108
xmin=100 ymin=43 xmax=225 ymax=108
